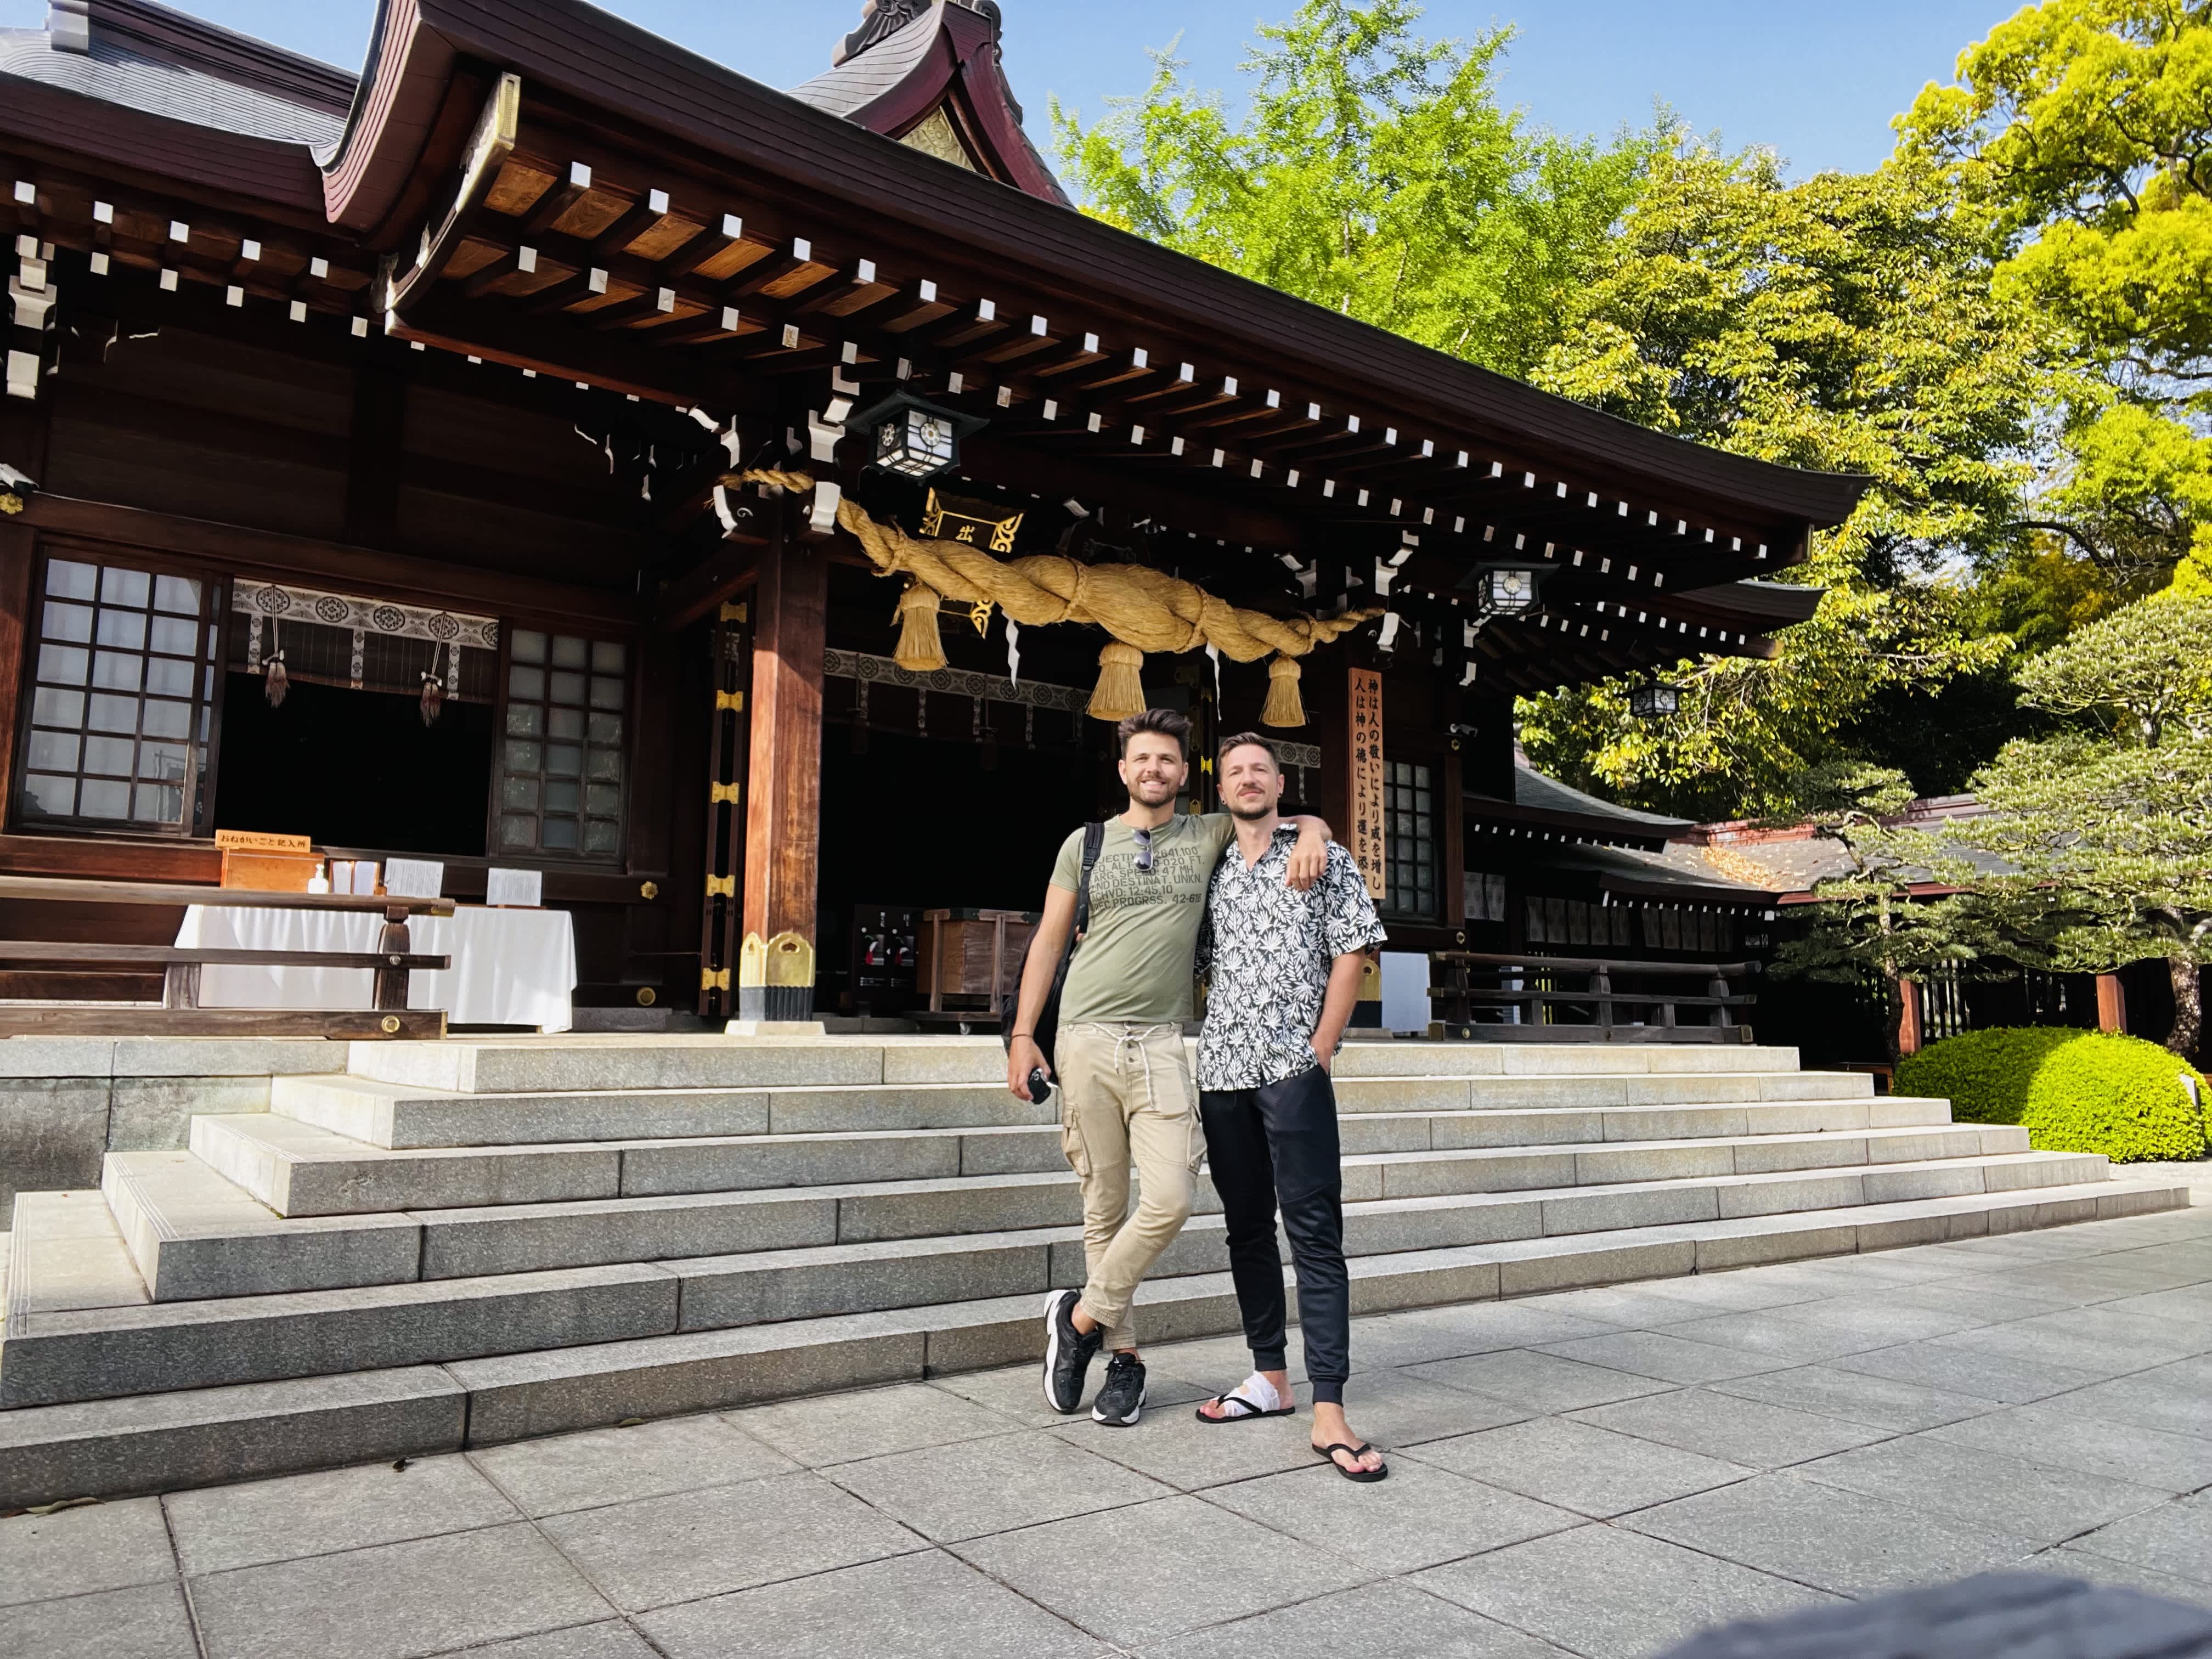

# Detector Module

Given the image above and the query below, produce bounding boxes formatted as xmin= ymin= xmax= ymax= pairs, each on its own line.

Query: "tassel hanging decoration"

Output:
xmin=893 ymin=581 xmax=947 ymax=672
xmin=419 ymin=672 xmax=446 ymax=726
xmin=1088 ymin=641 xmax=1147 ymax=722
xmin=264 ymin=650 xmax=289 ymax=708
xmin=1261 ymin=654 xmax=1305 ymax=728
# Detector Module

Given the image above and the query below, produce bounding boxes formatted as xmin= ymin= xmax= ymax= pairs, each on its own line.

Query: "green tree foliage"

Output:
xmin=1934 ymin=591 xmax=2212 ymax=1053
xmin=1903 ymin=0 xmax=2212 ymax=593
xmin=1049 ymin=0 xmax=1651 ymax=380
xmin=1895 ymin=1028 xmax=2208 ymax=1161
xmin=1517 ymin=146 xmax=2034 ymax=819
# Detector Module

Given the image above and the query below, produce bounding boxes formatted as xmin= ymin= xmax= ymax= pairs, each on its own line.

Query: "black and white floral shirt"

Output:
xmin=1197 ymin=826 xmax=1387 ymax=1091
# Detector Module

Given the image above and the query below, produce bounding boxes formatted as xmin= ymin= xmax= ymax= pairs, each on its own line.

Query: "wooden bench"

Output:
xmin=1429 ymin=950 xmax=1760 ymax=1045
xmin=0 ymin=876 xmax=456 ymax=1039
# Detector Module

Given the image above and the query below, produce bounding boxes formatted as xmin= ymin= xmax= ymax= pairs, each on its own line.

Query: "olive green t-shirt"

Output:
xmin=1049 ymin=812 xmax=1235 ymax=1026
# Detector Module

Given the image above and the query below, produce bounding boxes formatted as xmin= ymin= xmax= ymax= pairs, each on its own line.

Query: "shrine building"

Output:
xmin=0 ymin=0 xmax=1864 ymax=1029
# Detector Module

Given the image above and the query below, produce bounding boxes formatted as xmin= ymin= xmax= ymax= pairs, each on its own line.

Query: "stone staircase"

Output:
xmin=0 ymin=1035 xmax=2191 ymax=1506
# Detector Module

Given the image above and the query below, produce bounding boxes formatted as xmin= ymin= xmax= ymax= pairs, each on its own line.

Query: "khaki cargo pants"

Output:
xmin=1055 ymin=1022 xmax=1204 ymax=1352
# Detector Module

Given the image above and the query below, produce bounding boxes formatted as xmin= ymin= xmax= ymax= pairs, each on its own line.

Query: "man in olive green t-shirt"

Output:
xmin=1008 ymin=707 xmax=1329 ymax=1426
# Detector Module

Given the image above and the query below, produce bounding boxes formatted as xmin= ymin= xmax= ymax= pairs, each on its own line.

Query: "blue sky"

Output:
xmin=1 ymin=0 xmax=2019 ymax=177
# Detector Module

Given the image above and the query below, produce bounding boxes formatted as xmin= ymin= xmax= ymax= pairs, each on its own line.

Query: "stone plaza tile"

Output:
xmin=424 ymin=1625 xmax=657 ymax=1659
xmin=1826 ymin=1339 xmax=2106 ymax=1403
xmin=1506 ymin=1284 xmax=1713 ymax=1329
xmin=2066 ymin=1495 xmax=2212 ymax=1587
xmin=1331 ymin=1367 xmax=1537 ymax=1446
xmin=1568 ymin=1386 xmax=1891 ymax=1468
xmin=1534 ymin=1329 xmax=1796 ymax=1385
xmin=165 ymin=1453 xmax=519 ymax=1575
xmin=1371 ymin=1299 xmax=1620 ymax=1358
xmin=1927 ymin=1308 xmax=2210 ymax=1379
xmin=1927 ymin=1401 xmax=2212 ymax=1493
xmin=188 ymin=1521 xmax=614 ymax=1659
xmin=2040 ymin=1543 xmax=2212 ymax=1610
xmin=952 ymin=1493 xmax=1371 ymax=1648
xmin=1879 ymin=1278 xmax=2077 ymax=1324
xmin=1141 ymin=1578 xmax=1575 ymax=1659
xmin=2053 ymin=1367 xmax=2212 ymax=1442
xmin=2100 ymin=1284 xmax=2212 ymax=1324
xmin=0 ymin=1579 xmax=199 ymax=1659
xmin=1622 ymin=1472 xmax=2040 ymax=1596
xmin=1797 ymin=1434 xmax=2171 ymax=1547
xmin=0 ymin=1495 xmax=176 ymax=1606
xmin=1199 ymin=1456 xmax=1578 ymax=1575
xmin=825 ymin=1426 xmax=1172 ymax=1542
xmin=1654 ymin=1308 xmax=1918 ymax=1362
xmin=1411 ymin=1521 xmax=1831 ymax=1657
xmin=1408 ymin=1417 xmax=1755 ymax=1519
xmin=725 ymin=1380 xmax=1023 ymax=1466
xmin=1404 ymin=1347 xmax=1674 ymax=1412
xmin=1629 ymin=1271 xmax=1838 ymax=1314
xmin=469 ymin=1414 xmax=798 ymax=1518
xmin=1759 ymin=1291 xmax=2006 ymax=1343
xmin=1048 ymin=1404 xmax=1325 ymax=1492
xmin=922 ymin=1363 xmax=1087 ymax=1429
xmin=639 ymin=1549 xmax=1110 ymax=1659
xmin=1706 ymin=1362 xmax=2001 ymax=1432
xmin=535 ymin=1469 xmax=926 ymax=1613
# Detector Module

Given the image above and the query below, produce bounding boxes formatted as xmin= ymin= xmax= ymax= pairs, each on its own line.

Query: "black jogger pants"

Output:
xmin=1198 ymin=1064 xmax=1350 ymax=1404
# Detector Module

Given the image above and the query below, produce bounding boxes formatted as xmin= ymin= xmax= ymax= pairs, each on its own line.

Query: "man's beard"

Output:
xmin=1128 ymin=776 xmax=1178 ymax=805
xmin=1227 ymin=798 xmax=1277 ymax=822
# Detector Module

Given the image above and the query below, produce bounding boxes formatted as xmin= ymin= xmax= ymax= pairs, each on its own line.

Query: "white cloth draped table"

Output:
xmin=176 ymin=905 xmax=578 ymax=1032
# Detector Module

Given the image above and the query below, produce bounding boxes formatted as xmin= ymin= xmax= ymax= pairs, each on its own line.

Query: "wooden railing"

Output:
xmin=0 ymin=875 xmax=454 ymax=1039
xmin=1428 ymin=951 xmax=1759 ymax=1045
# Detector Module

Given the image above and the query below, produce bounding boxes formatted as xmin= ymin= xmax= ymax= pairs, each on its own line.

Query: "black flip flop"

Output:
xmin=1314 ymin=1441 xmax=1389 ymax=1482
xmin=1194 ymin=1389 xmax=1294 ymax=1425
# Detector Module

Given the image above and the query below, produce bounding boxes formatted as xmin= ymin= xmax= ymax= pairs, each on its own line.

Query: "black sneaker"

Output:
xmin=1042 ymin=1288 xmax=1102 ymax=1414
xmin=1092 ymin=1351 xmax=1147 ymax=1427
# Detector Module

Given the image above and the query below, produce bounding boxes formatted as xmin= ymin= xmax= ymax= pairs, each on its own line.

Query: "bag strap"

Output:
xmin=1073 ymin=820 xmax=1105 ymax=938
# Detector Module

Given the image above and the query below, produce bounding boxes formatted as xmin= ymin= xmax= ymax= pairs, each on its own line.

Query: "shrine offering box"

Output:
xmin=215 ymin=830 xmax=319 ymax=893
xmin=917 ymin=908 xmax=1037 ymax=1013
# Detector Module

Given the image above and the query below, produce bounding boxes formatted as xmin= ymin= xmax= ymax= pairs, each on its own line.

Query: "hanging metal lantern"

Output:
xmin=847 ymin=390 xmax=988 ymax=482
xmin=1457 ymin=561 xmax=1549 ymax=619
xmin=1628 ymin=682 xmax=1682 ymax=720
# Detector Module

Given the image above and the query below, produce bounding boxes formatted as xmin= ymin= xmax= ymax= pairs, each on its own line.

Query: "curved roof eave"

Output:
xmin=325 ymin=0 xmax=1869 ymax=524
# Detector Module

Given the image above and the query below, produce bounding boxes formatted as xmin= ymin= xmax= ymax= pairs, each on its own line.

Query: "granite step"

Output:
xmin=0 ymin=1156 xmax=2149 ymax=1404
xmin=192 ymin=1105 xmax=1995 ymax=1221
xmin=272 ymin=1068 xmax=1883 ymax=1149
xmin=1 ymin=1175 xmax=2187 ymax=1504
xmin=340 ymin=1036 xmax=1806 ymax=1096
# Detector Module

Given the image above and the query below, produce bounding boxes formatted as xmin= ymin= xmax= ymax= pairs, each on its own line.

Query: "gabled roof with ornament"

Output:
xmin=788 ymin=2 xmax=1070 ymax=206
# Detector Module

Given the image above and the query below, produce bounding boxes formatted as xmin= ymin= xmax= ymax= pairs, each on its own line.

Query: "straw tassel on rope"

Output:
xmin=1089 ymin=642 xmax=1147 ymax=721
xmin=1261 ymin=656 xmax=1306 ymax=727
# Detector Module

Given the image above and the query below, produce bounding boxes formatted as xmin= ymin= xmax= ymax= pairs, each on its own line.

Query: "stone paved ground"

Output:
xmin=4 ymin=1197 xmax=2209 ymax=1659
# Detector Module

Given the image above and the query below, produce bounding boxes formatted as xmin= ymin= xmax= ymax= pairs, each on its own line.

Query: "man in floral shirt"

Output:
xmin=1192 ymin=732 xmax=1390 ymax=1481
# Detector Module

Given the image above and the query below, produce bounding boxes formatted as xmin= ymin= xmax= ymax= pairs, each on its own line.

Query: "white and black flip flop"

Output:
xmin=1194 ymin=1374 xmax=1293 ymax=1424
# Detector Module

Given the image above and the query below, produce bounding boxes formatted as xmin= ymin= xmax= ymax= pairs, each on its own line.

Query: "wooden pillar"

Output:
xmin=737 ymin=510 xmax=826 ymax=1026
xmin=1895 ymin=977 xmax=1923 ymax=1057
xmin=2095 ymin=973 xmax=2126 ymax=1035
xmin=0 ymin=519 xmax=32 ymax=816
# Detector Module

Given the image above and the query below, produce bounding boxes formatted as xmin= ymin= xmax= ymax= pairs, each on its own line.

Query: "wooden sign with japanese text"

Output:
xmin=1348 ymin=668 xmax=1386 ymax=901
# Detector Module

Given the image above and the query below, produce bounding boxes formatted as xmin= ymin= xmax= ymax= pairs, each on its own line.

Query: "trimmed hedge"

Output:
xmin=1895 ymin=1028 xmax=2209 ymax=1164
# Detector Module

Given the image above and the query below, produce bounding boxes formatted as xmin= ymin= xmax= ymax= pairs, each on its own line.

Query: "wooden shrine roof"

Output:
xmin=3 ymin=0 xmax=1878 ymax=694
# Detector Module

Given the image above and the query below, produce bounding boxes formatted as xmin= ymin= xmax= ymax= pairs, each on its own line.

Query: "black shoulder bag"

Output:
xmin=1000 ymin=820 xmax=1105 ymax=1063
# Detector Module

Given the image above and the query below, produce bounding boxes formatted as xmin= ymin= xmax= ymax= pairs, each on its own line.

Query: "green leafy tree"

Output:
xmin=1519 ymin=145 xmax=2036 ymax=819
xmin=1901 ymin=0 xmax=2212 ymax=592
xmin=1767 ymin=766 xmax=2031 ymax=1059
xmin=1051 ymin=0 xmax=1652 ymax=380
xmin=1936 ymin=592 xmax=2212 ymax=1053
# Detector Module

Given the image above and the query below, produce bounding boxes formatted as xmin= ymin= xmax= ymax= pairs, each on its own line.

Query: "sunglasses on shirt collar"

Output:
xmin=1133 ymin=826 xmax=1154 ymax=873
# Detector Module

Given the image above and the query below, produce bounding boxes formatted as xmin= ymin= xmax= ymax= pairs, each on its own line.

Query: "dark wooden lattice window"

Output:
xmin=498 ymin=628 xmax=627 ymax=859
xmin=1383 ymin=759 xmax=1437 ymax=918
xmin=18 ymin=557 xmax=216 ymax=832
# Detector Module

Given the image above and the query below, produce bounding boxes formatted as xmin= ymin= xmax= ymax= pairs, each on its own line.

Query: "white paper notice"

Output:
xmin=383 ymin=858 xmax=445 ymax=899
xmin=349 ymin=860 xmax=382 ymax=896
xmin=486 ymin=867 xmax=543 ymax=909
